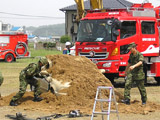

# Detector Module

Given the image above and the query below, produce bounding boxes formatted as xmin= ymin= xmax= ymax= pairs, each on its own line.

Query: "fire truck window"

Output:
xmin=120 ymin=44 xmax=130 ymax=55
xmin=77 ymin=20 xmax=112 ymax=42
xmin=79 ymin=23 xmax=93 ymax=35
xmin=86 ymin=23 xmax=93 ymax=34
xmin=96 ymin=25 xmax=107 ymax=38
xmin=0 ymin=36 xmax=9 ymax=43
xmin=120 ymin=21 xmax=136 ymax=39
xmin=141 ymin=22 xmax=155 ymax=34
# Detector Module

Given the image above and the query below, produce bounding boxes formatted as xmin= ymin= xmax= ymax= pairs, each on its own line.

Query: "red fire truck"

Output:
xmin=75 ymin=3 xmax=160 ymax=84
xmin=0 ymin=32 xmax=30 ymax=62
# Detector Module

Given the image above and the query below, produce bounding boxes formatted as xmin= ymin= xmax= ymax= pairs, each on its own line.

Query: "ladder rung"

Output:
xmin=95 ymin=99 xmax=111 ymax=102
xmin=93 ymin=112 xmax=110 ymax=115
xmin=93 ymin=110 xmax=117 ymax=115
xmin=98 ymin=86 xmax=113 ymax=89
xmin=102 ymin=110 xmax=118 ymax=113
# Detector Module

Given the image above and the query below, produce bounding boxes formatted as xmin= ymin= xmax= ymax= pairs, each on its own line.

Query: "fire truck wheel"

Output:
xmin=5 ymin=53 xmax=14 ymax=63
xmin=104 ymin=74 xmax=115 ymax=84
xmin=154 ymin=77 xmax=160 ymax=85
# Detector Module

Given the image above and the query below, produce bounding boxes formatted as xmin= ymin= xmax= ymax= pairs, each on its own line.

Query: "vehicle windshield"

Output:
xmin=77 ymin=19 xmax=112 ymax=42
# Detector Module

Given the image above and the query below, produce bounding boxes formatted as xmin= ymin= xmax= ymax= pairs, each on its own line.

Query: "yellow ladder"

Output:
xmin=91 ymin=86 xmax=119 ymax=120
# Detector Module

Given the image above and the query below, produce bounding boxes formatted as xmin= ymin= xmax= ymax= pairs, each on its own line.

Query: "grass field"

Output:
xmin=28 ymin=42 xmax=62 ymax=57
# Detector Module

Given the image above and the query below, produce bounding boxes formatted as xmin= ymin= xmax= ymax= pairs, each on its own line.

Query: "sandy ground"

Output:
xmin=1 ymin=86 xmax=160 ymax=120
xmin=0 ymin=55 xmax=160 ymax=120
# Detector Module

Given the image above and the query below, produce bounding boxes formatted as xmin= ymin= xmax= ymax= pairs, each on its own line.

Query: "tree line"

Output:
xmin=26 ymin=23 xmax=65 ymax=37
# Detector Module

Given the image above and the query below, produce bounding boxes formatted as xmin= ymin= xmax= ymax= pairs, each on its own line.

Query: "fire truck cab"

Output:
xmin=76 ymin=3 xmax=160 ymax=84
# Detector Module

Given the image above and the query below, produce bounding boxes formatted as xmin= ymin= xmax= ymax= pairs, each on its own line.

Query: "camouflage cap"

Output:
xmin=39 ymin=57 xmax=49 ymax=66
xmin=128 ymin=42 xmax=137 ymax=50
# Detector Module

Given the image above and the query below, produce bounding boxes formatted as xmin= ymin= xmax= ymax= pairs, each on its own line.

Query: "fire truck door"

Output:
xmin=140 ymin=21 xmax=159 ymax=56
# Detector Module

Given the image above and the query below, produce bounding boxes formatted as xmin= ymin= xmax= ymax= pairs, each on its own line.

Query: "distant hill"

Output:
xmin=26 ymin=23 xmax=65 ymax=37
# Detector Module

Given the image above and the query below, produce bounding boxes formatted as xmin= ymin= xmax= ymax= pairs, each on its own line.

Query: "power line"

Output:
xmin=0 ymin=11 xmax=64 ymax=19
xmin=0 ymin=16 xmax=65 ymax=20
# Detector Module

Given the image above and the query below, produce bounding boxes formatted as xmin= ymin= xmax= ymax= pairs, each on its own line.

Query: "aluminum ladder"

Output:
xmin=91 ymin=86 xmax=119 ymax=120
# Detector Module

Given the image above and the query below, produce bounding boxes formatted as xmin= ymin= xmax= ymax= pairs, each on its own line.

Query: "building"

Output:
xmin=60 ymin=0 xmax=132 ymax=42
xmin=0 ymin=21 xmax=12 ymax=34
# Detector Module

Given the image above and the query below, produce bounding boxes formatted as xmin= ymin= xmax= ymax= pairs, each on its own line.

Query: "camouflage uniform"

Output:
xmin=124 ymin=51 xmax=147 ymax=103
xmin=11 ymin=63 xmax=42 ymax=102
xmin=0 ymin=71 xmax=3 ymax=86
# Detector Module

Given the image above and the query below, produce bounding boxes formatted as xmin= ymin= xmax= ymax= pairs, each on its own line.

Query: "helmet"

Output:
xmin=65 ymin=42 xmax=71 ymax=46
xmin=39 ymin=57 xmax=48 ymax=66
xmin=128 ymin=42 xmax=137 ymax=50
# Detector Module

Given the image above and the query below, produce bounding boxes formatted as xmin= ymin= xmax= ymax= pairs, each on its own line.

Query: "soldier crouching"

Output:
xmin=9 ymin=57 xmax=49 ymax=106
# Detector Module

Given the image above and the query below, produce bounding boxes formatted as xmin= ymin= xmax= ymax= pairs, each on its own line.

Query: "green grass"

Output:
xmin=29 ymin=49 xmax=62 ymax=57
xmin=28 ymin=42 xmax=62 ymax=57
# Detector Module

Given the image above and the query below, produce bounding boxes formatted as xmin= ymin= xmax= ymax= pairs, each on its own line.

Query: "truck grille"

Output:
xmin=79 ymin=52 xmax=109 ymax=59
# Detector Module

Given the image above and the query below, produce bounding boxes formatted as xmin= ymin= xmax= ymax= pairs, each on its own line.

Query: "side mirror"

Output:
xmin=113 ymin=30 xmax=119 ymax=36
xmin=107 ymin=19 xmax=121 ymax=29
xmin=113 ymin=19 xmax=121 ymax=29
xmin=115 ymin=19 xmax=121 ymax=29
xmin=111 ymin=30 xmax=119 ymax=42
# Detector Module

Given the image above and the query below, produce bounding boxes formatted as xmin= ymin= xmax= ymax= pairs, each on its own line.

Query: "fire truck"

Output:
xmin=75 ymin=3 xmax=160 ymax=84
xmin=0 ymin=32 xmax=30 ymax=62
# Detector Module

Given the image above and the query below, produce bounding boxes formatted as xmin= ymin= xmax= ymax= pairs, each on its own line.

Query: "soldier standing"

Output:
xmin=122 ymin=42 xmax=147 ymax=105
xmin=10 ymin=57 xmax=49 ymax=106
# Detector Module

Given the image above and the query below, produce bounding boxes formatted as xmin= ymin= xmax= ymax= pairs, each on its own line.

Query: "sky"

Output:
xmin=0 ymin=0 xmax=159 ymax=27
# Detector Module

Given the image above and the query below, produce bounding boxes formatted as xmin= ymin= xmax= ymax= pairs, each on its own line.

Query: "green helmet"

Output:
xmin=39 ymin=57 xmax=48 ymax=66
xmin=127 ymin=42 xmax=137 ymax=50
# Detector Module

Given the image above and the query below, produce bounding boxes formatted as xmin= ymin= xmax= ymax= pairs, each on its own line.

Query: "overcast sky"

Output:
xmin=0 ymin=0 xmax=159 ymax=27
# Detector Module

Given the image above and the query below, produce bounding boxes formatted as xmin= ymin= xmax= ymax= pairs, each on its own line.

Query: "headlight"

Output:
xmin=103 ymin=63 xmax=111 ymax=67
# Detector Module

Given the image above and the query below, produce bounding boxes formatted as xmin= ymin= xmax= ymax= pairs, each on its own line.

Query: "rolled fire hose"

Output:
xmin=15 ymin=42 xmax=27 ymax=57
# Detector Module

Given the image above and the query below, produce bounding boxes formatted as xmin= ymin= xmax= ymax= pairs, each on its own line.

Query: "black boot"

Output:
xmin=33 ymin=96 xmax=43 ymax=102
xmin=9 ymin=100 xmax=18 ymax=106
xmin=142 ymin=101 xmax=146 ymax=105
xmin=121 ymin=99 xmax=130 ymax=105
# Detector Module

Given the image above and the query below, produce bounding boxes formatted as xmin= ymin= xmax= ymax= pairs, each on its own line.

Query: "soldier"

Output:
xmin=0 ymin=71 xmax=3 ymax=87
xmin=0 ymin=71 xmax=4 ymax=97
xmin=9 ymin=57 xmax=49 ymax=106
xmin=122 ymin=42 xmax=147 ymax=105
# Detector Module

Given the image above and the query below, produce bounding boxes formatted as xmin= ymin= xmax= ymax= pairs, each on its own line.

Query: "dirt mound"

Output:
xmin=0 ymin=55 xmax=160 ymax=114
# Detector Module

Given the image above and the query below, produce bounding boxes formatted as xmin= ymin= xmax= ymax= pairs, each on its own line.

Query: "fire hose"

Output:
xmin=15 ymin=42 xmax=28 ymax=57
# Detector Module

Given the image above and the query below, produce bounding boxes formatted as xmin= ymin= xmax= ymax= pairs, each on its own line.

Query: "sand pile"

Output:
xmin=44 ymin=54 xmax=123 ymax=113
xmin=0 ymin=54 xmax=160 ymax=114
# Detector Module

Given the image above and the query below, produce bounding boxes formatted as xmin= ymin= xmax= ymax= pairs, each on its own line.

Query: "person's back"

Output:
xmin=22 ymin=63 xmax=39 ymax=77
